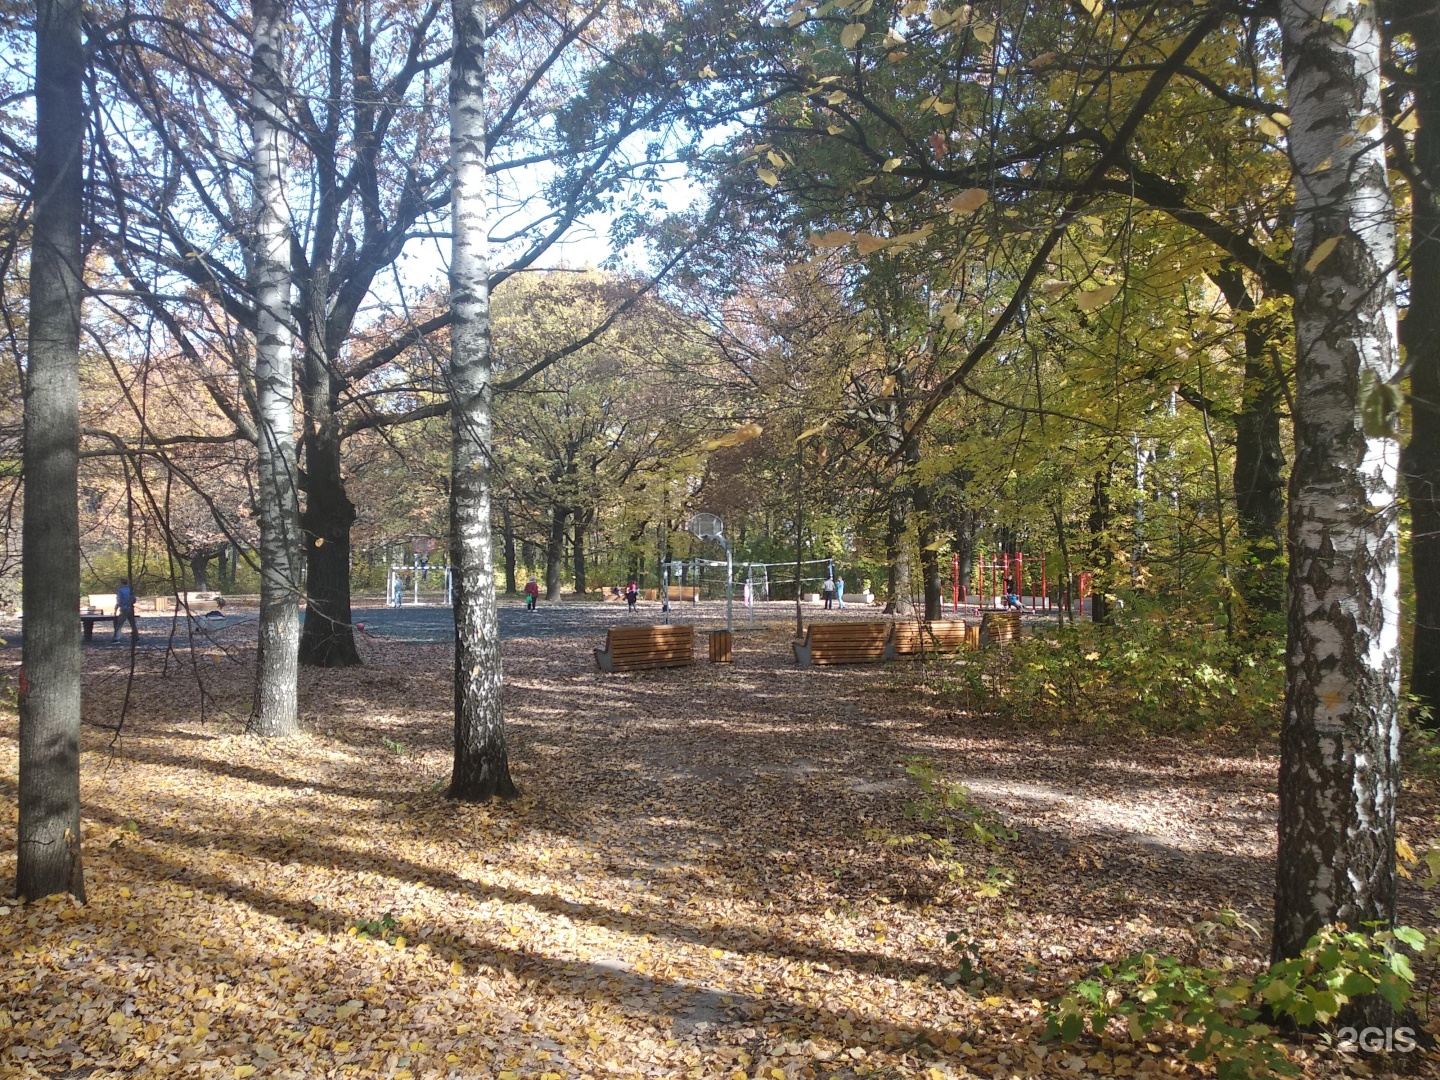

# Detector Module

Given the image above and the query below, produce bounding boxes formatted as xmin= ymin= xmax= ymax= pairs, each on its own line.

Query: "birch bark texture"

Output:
xmin=447 ymin=0 xmax=516 ymax=801
xmin=18 ymin=0 xmax=86 ymax=903
xmin=248 ymin=0 xmax=302 ymax=737
xmin=1273 ymin=0 xmax=1402 ymax=965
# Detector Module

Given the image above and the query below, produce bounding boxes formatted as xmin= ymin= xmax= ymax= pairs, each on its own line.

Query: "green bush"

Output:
xmin=1046 ymin=924 xmax=1433 ymax=1078
xmin=953 ymin=612 xmax=1284 ymax=734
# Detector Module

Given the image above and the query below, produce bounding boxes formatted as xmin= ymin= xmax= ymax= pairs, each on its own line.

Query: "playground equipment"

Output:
xmin=952 ymin=551 xmax=1051 ymax=614
xmin=951 ymin=552 xmax=1094 ymax=616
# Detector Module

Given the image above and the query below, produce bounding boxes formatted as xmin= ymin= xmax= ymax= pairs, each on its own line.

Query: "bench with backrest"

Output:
xmin=979 ymin=611 xmax=1022 ymax=647
xmin=885 ymin=619 xmax=972 ymax=661
xmin=793 ymin=621 xmax=890 ymax=667
xmin=595 ymin=624 xmax=695 ymax=672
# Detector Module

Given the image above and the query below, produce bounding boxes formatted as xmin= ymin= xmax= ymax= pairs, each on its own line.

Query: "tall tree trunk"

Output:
xmin=298 ymin=397 xmax=360 ymax=667
xmin=1088 ymin=468 xmax=1112 ymax=625
xmin=447 ymin=0 xmax=514 ymax=802
xmin=501 ymin=500 xmax=517 ymax=595
xmin=1211 ymin=265 xmax=1287 ymax=619
xmin=1400 ymin=2 xmax=1440 ymax=722
xmin=1273 ymin=0 xmax=1402 ymax=998
xmin=913 ymin=482 xmax=943 ymax=620
xmin=545 ymin=504 xmax=569 ymax=601
xmin=248 ymin=0 xmax=302 ymax=737
xmin=190 ymin=552 xmax=210 ymax=592
xmin=573 ymin=506 xmax=592 ymax=595
xmin=883 ymin=483 xmax=914 ymax=615
xmin=18 ymin=0 xmax=85 ymax=904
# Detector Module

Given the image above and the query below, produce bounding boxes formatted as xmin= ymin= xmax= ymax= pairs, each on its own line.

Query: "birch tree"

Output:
xmin=447 ymin=0 xmax=514 ymax=801
xmin=17 ymin=0 xmax=86 ymax=902
xmin=248 ymin=0 xmax=302 ymax=737
xmin=1272 ymin=0 xmax=1403 ymax=984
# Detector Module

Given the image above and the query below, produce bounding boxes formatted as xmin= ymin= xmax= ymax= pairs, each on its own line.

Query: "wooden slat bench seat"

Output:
xmin=979 ymin=611 xmax=1022 ymax=647
xmin=595 ymin=624 xmax=695 ymax=672
xmin=884 ymin=619 xmax=973 ymax=660
xmin=793 ymin=621 xmax=890 ymax=667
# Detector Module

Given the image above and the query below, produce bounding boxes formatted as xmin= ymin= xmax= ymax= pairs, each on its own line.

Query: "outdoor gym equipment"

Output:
xmin=952 ymin=551 xmax=1050 ymax=614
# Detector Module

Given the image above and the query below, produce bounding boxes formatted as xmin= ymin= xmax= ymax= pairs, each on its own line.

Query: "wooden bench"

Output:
xmin=595 ymin=624 xmax=695 ymax=672
xmin=884 ymin=619 xmax=973 ymax=660
xmin=979 ymin=611 xmax=1022 ymax=647
xmin=793 ymin=621 xmax=890 ymax=667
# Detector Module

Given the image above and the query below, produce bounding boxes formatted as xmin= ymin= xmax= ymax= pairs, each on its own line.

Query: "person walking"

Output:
xmin=524 ymin=577 xmax=540 ymax=612
xmin=113 ymin=580 xmax=137 ymax=642
xmin=625 ymin=580 xmax=639 ymax=612
xmin=821 ymin=576 xmax=835 ymax=610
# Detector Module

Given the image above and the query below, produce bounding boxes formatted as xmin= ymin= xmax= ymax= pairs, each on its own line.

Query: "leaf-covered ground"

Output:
xmin=1 ymin=606 xmax=1437 ymax=1079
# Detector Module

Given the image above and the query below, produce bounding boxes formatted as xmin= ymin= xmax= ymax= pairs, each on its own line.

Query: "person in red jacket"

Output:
xmin=524 ymin=577 xmax=540 ymax=612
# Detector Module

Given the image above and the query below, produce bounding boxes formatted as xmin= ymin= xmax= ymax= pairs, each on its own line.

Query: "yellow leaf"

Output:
xmin=855 ymin=234 xmax=889 ymax=254
xmin=1257 ymin=116 xmax=1284 ymax=138
xmin=702 ymin=421 xmax=764 ymax=450
xmin=1075 ymin=283 xmax=1120 ymax=311
xmin=234 ymin=1068 xmax=257 ymax=1079
xmin=1398 ymin=836 xmax=1418 ymax=863
xmin=1079 ymin=0 xmax=1103 ymax=16
xmin=757 ymin=167 xmax=779 ymax=187
xmin=971 ymin=22 xmax=995 ymax=44
xmin=934 ymin=100 xmax=955 ymax=116
xmin=826 ymin=90 xmax=848 ymax=104
xmin=798 ymin=420 xmax=831 ymax=441
xmin=698 ymin=64 xmax=717 ymax=78
xmin=841 ymin=22 xmax=866 ymax=47
xmin=946 ymin=188 xmax=989 ymax=213
xmin=879 ymin=375 xmax=897 ymax=397
xmin=767 ymin=150 xmax=785 ymax=167
xmin=1303 ymin=236 xmax=1341 ymax=273
xmin=827 ymin=124 xmax=846 ymax=135
xmin=1399 ymin=111 xmax=1420 ymax=133
xmin=314 ymin=536 xmax=325 ymax=547
xmin=882 ymin=157 xmax=902 ymax=172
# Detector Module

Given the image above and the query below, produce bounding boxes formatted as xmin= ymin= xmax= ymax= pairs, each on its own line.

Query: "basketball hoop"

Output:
xmin=685 ymin=512 xmax=723 ymax=541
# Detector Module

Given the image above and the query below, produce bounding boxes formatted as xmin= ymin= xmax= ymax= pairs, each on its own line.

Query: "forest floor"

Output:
xmin=1 ymin=608 xmax=1438 ymax=1080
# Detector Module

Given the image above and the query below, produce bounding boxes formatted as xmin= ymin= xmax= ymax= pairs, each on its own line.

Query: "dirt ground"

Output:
xmin=1 ymin=610 xmax=1437 ymax=1079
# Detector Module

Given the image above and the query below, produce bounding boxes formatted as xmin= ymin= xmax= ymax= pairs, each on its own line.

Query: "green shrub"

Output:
xmin=1046 ymin=924 xmax=1432 ymax=1078
xmin=951 ymin=612 xmax=1283 ymax=733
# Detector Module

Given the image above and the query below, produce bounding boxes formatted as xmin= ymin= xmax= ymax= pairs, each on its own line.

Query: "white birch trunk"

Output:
xmin=1273 ymin=0 xmax=1402 ymax=976
xmin=447 ymin=0 xmax=515 ymax=800
xmin=248 ymin=0 xmax=301 ymax=737
xmin=18 ymin=0 xmax=85 ymax=903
